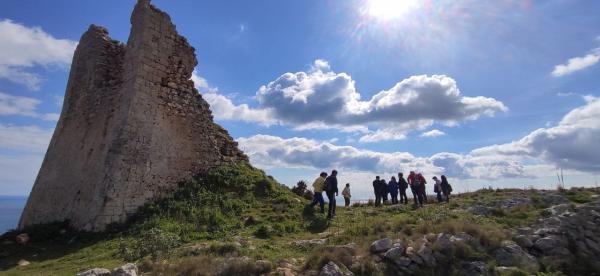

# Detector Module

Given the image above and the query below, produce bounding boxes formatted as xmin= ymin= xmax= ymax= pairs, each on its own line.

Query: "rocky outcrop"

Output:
xmin=19 ymin=0 xmax=247 ymax=231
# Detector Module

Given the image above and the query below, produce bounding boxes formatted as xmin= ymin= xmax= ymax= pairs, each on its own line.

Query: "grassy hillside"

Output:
xmin=1 ymin=163 xmax=598 ymax=275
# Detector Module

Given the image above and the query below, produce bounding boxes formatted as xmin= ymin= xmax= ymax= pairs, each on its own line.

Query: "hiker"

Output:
xmin=324 ymin=170 xmax=338 ymax=219
xmin=309 ymin=172 xmax=327 ymax=213
xmin=342 ymin=183 xmax=351 ymax=207
xmin=433 ymin=176 xmax=443 ymax=203
xmin=381 ymin=179 xmax=389 ymax=204
xmin=373 ymin=176 xmax=382 ymax=207
xmin=388 ymin=176 xmax=399 ymax=204
xmin=441 ymin=175 xmax=452 ymax=203
xmin=407 ymin=171 xmax=422 ymax=206
xmin=398 ymin=172 xmax=408 ymax=204
xmin=417 ymin=173 xmax=428 ymax=204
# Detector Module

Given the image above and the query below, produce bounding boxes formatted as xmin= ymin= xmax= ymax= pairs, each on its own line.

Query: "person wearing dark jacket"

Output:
xmin=381 ymin=179 xmax=389 ymax=204
xmin=373 ymin=176 xmax=382 ymax=207
xmin=388 ymin=176 xmax=399 ymax=204
xmin=398 ymin=173 xmax=409 ymax=204
xmin=407 ymin=171 xmax=421 ymax=206
xmin=441 ymin=175 xmax=452 ymax=203
xmin=324 ymin=170 xmax=338 ymax=219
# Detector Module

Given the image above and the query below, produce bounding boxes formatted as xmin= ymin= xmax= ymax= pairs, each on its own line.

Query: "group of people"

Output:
xmin=373 ymin=172 xmax=452 ymax=207
xmin=308 ymin=170 xmax=453 ymax=219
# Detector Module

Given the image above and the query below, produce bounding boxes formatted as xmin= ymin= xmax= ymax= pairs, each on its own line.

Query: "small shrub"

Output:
xmin=254 ymin=225 xmax=274 ymax=239
xmin=119 ymin=227 xmax=180 ymax=261
xmin=307 ymin=216 xmax=329 ymax=233
xmin=208 ymin=242 xmax=239 ymax=256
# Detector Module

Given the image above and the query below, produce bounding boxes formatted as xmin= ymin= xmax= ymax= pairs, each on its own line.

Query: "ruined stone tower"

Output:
xmin=19 ymin=0 xmax=247 ymax=231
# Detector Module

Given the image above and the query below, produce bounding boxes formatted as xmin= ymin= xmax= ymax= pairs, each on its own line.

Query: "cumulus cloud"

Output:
xmin=0 ymin=124 xmax=53 ymax=152
xmin=0 ymin=92 xmax=59 ymax=121
xmin=205 ymin=60 xmax=506 ymax=141
xmin=420 ymin=129 xmax=445 ymax=138
xmin=237 ymin=134 xmax=535 ymax=180
xmin=238 ymin=97 xmax=600 ymax=180
xmin=551 ymin=48 xmax=600 ymax=77
xmin=0 ymin=19 xmax=77 ymax=90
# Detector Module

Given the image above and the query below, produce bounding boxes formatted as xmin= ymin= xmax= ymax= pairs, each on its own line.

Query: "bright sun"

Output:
xmin=367 ymin=0 xmax=420 ymax=20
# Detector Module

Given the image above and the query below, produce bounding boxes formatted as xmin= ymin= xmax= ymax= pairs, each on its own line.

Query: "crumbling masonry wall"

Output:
xmin=19 ymin=0 xmax=247 ymax=231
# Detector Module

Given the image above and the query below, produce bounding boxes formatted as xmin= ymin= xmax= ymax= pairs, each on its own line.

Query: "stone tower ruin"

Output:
xmin=19 ymin=0 xmax=247 ymax=231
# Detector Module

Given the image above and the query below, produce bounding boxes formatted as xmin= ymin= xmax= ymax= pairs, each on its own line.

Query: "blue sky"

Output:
xmin=1 ymin=0 xmax=599 ymax=197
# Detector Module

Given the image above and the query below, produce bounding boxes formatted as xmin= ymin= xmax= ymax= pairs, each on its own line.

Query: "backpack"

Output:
xmin=324 ymin=177 xmax=334 ymax=192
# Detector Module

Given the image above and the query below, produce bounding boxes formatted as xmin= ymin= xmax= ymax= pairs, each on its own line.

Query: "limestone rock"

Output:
xmin=513 ymin=235 xmax=533 ymax=248
xmin=493 ymin=240 xmax=539 ymax=273
xmin=111 ymin=263 xmax=138 ymax=276
xmin=17 ymin=259 xmax=30 ymax=267
xmin=319 ymin=261 xmax=353 ymax=276
xmin=18 ymin=0 xmax=247 ymax=231
xmin=15 ymin=233 xmax=29 ymax=244
xmin=77 ymin=268 xmax=111 ymax=276
xmin=370 ymin=238 xmax=392 ymax=253
xmin=459 ymin=261 xmax=488 ymax=276
xmin=292 ymin=239 xmax=327 ymax=249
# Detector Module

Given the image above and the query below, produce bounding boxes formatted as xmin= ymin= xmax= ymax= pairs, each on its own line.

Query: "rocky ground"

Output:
xmin=3 ymin=185 xmax=600 ymax=276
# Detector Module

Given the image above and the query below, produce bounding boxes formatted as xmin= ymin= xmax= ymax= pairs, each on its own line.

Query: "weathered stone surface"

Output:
xmin=459 ymin=261 xmax=488 ymax=276
xmin=15 ymin=233 xmax=29 ymax=244
xmin=319 ymin=261 xmax=353 ymax=276
xmin=292 ymin=239 xmax=327 ymax=249
xmin=18 ymin=0 xmax=247 ymax=231
xmin=111 ymin=263 xmax=138 ymax=276
xmin=370 ymin=238 xmax=392 ymax=253
xmin=17 ymin=259 xmax=30 ymax=267
xmin=493 ymin=240 xmax=539 ymax=272
xmin=77 ymin=268 xmax=111 ymax=276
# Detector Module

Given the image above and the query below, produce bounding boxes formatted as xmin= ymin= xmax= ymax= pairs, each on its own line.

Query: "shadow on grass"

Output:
xmin=0 ymin=221 xmax=112 ymax=271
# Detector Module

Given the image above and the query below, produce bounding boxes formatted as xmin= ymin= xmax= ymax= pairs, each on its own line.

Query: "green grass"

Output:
xmin=1 ymin=172 xmax=598 ymax=275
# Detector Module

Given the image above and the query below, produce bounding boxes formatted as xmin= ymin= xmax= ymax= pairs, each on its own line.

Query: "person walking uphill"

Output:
xmin=381 ymin=179 xmax=389 ymax=204
xmin=373 ymin=176 xmax=383 ymax=207
xmin=309 ymin=172 xmax=327 ymax=213
xmin=342 ymin=183 xmax=351 ymax=206
xmin=388 ymin=176 xmax=399 ymax=204
xmin=324 ymin=170 xmax=339 ymax=219
xmin=417 ymin=173 xmax=428 ymax=204
xmin=398 ymin=173 xmax=408 ymax=204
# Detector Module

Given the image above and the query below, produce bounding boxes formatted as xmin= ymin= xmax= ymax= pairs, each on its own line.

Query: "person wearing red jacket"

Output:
xmin=407 ymin=171 xmax=423 ymax=206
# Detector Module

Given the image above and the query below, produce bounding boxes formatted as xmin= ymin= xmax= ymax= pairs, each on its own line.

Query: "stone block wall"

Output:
xmin=19 ymin=0 xmax=247 ymax=231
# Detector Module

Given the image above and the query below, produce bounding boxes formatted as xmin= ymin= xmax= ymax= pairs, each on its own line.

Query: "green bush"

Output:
xmin=119 ymin=227 xmax=180 ymax=261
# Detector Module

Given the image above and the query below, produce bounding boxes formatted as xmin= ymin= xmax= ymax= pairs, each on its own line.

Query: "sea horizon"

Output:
xmin=0 ymin=195 xmax=27 ymax=235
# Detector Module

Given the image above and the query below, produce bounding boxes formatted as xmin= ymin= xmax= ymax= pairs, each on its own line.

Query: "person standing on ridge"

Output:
xmin=388 ymin=176 xmax=399 ymax=204
xmin=324 ymin=170 xmax=339 ymax=219
xmin=373 ymin=176 xmax=382 ymax=207
xmin=417 ymin=173 xmax=428 ymax=204
xmin=441 ymin=175 xmax=452 ymax=203
xmin=398 ymin=172 xmax=409 ymax=204
xmin=407 ymin=171 xmax=421 ymax=206
xmin=309 ymin=172 xmax=327 ymax=213
xmin=342 ymin=183 xmax=351 ymax=207
xmin=433 ymin=176 xmax=443 ymax=203
xmin=381 ymin=179 xmax=389 ymax=204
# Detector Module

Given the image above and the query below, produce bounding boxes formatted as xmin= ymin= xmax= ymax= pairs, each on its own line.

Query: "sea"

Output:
xmin=0 ymin=196 xmax=27 ymax=235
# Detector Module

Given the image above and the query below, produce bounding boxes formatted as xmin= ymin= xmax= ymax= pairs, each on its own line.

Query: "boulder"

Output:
xmin=370 ymin=238 xmax=392 ymax=253
xmin=319 ymin=261 xmax=353 ymax=276
xmin=534 ymin=236 xmax=563 ymax=255
xmin=111 ymin=263 xmax=138 ymax=276
xmin=417 ymin=243 xmax=436 ymax=267
xmin=434 ymin=233 xmax=454 ymax=254
xmin=383 ymin=246 xmax=405 ymax=260
xmin=76 ymin=268 xmax=111 ymax=276
xmin=17 ymin=259 xmax=30 ymax=267
xmin=15 ymin=233 xmax=29 ymax=244
xmin=494 ymin=266 xmax=522 ymax=274
xmin=493 ymin=240 xmax=539 ymax=273
xmin=292 ymin=239 xmax=327 ymax=249
xmin=450 ymin=233 xmax=474 ymax=243
xmin=513 ymin=235 xmax=533 ymax=248
xmin=459 ymin=261 xmax=488 ymax=276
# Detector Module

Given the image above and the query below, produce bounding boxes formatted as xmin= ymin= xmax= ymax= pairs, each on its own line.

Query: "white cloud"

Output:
xmin=202 ymin=92 xmax=277 ymax=125
xmin=472 ymin=96 xmax=600 ymax=172
xmin=0 ymin=92 xmax=60 ymax=121
xmin=420 ymin=129 xmax=445 ymax=138
xmin=551 ymin=48 xmax=600 ymax=77
xmin=238 ymin=97 xmax=600 ymax=182
xmin=207 ymin=60 xmax=506 ymax=141
xmin=0 ymin=124 xmax=53 ymax=152
xmin=0 ymin=19 xmax=77 ymax=90
xmin=0 ymin=92 xmax=40 ymax=116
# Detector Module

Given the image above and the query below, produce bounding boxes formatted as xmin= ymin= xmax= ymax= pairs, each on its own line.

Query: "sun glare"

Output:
xmin=367 ymin=0 xmax=420 ymax=20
